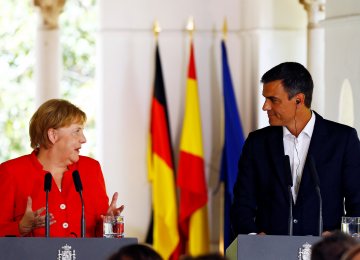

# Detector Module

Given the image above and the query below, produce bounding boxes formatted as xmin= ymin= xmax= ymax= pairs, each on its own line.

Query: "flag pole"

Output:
xmin=223 ymin=17 xmax=228 ymax=41
xmin=186 ymin=16 xmax=195 ymax=40
xmin=153 ymin=19 xmax=161 ymax=42
xmin=218 ymin=18 xmax=228 ymax=255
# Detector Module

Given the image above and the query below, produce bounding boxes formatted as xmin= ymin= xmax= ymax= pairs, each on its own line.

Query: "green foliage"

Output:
xmin=0 ymin=1 xmax=35 ymax=161
xmin=0 ymin=0 xmax=97 ymax=162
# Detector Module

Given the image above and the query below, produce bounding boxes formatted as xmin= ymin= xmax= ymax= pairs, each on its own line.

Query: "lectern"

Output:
xmin=226 ymin=235 xmax=321 ymax=260
xmin=0 ymin=237 xmax=137 ymax=260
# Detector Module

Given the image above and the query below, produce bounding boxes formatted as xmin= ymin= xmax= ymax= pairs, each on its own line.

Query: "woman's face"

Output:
xmin=52 ymin=123 xmax=86 ymax=165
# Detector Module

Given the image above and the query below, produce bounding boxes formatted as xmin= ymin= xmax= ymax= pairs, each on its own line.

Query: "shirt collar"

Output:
xmin=283 ymin=110 xmax=316 ymax=138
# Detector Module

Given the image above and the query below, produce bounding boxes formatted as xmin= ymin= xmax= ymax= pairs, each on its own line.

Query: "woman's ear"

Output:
xmin=47 ymin=128 xmax=57 ymax=144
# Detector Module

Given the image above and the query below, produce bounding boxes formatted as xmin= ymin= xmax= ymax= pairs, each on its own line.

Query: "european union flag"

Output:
xmin=220 ymin=40 xmax=245 ymax=249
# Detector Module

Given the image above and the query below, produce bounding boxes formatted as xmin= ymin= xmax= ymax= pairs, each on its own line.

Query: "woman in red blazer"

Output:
xmin=0 ymin=99 xmax=124 ymax=237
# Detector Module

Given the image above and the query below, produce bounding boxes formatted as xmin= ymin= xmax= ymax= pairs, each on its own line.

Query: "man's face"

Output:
xmin=262 ymin=80 xmax=297 ymax=127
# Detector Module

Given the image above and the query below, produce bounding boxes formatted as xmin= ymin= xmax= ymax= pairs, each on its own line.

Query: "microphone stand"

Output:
xmin=315 ymin=186 xmax=323 ymax=236
xmin=288 ymin=185 xmax=293 ymax=236
xmin=79 ymin=190 xmax=85 ymax=238
xmin=45 ymin=190 xmax=50 ymax=237
xmin=72 ymin=170 xmax=85 ymax=238
xmin=309 ymin=155 xmax=323 ymax=236
xmin=44 ymin=172 xmax=52 ymax=238
xmin=284 ymin=155 xmax=293 ymax=236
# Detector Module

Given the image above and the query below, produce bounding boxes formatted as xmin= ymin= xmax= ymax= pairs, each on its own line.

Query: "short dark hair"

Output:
xmin=260 ymin=62 xmax=313 ymax=108
xmin=108 ymin=244 xmax=163 ymax=260
xmin=310 ymin=231 xmax=358 ymax=260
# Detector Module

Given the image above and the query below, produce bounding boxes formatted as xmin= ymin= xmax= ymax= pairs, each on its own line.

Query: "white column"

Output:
xmin=300 ymin=0 xmax=326 ymax=114
xmin=33 ymin=0 xmax=65 ymax=106
xmin=35 ymin=29 xmax=61 ymax=106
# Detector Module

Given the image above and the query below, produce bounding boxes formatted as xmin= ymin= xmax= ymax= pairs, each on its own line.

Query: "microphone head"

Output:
xmin=72 ymin=170 xmax=83 ymax=192
xmin=44 ymin=172 xmax=52 ymax=192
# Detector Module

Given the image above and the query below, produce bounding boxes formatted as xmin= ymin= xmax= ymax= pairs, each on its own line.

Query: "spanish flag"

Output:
xmin=148 ymin=42 xmax=180 ymax=259
xmin=177 ymin=40 xmax=210 ymax=256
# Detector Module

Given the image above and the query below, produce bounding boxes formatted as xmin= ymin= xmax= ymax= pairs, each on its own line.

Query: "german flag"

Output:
xmin=177 ymin=40 xmax=210 ymax=256
xmin=147 ymin=42 xmax=180 ymax=259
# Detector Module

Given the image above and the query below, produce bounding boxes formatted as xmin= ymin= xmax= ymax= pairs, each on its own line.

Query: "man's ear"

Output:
xmin=47 ymin=128 xmax=57 ymax=144
xmin=294 ymin=93 xmax=305 ymax=106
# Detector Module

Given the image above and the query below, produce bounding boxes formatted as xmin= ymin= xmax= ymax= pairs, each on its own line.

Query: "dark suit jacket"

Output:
xmin=230 ymin=112 xmax=360 ymax=236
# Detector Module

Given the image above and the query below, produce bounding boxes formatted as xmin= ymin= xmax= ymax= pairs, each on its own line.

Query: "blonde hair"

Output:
xmin=29 ymin=99 xmax=86 ymax=149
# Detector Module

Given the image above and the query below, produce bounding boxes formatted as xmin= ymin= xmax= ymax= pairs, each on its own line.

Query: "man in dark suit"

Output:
xmin=230 ymin=62 xmax=360 ymax=236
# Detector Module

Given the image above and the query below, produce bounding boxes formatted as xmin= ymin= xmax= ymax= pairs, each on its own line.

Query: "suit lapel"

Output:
xmin=307 ymin=112 xmax=327 ymax=164
xmin=266 ymin=127 xmax=289 ymax=198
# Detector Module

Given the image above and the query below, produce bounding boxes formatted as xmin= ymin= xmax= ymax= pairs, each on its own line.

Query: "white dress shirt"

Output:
xmin=283 ymin=111 xmax=316 ymax=202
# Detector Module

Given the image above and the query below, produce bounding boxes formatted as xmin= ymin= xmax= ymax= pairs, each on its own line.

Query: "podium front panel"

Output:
xmin=226 ymin=235 xmax=321 ymax=260
xmin=0 ymin=237 xmax=137 ymax=260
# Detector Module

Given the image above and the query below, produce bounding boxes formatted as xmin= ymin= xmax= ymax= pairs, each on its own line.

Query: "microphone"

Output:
xmin=44 ymin=172 xmax=52 ymax=238
xmin=72 ymin=170 xmax=85 ymax=238
xmin=284 ymin=155 xmax=293 ymax=236
xmin=309 ymin=155 xmax=323 ymax=236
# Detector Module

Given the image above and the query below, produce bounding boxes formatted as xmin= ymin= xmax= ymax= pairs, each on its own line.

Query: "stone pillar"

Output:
xmin=33 ymin=0 xmax=65 ymax=106
xmin=300 ymin=0 xmax=326 ymax=115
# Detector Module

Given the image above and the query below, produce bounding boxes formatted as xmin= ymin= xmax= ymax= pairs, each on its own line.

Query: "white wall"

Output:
xmin=97 ymin=0 xmax=243 ymax=243
xmin=323 ymin=0 xmax=360 ymax=132
xmin=239 ymin=0 xmax=307 ymax=129
xmin=257 ymin=30 xmax=307 ymax=128
xmin=325 ymin=0 xmax=360 ymax=18
xmin=96 ymin=0 xmax=307 ymax=244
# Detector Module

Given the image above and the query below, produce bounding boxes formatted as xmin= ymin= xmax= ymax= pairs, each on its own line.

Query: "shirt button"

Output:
xmin=293 ymin=219 xmax=298 ymax=224
xmin=62 ymin=222 xmax=69 ymax=229
xmin=60 ymin=204 xmax=66 ymax=210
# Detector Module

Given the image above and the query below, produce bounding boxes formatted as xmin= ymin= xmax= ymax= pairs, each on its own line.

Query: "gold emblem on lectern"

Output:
xmin=298 ymin=242 xmax=312 ymax=260
xmin=57 ymin=244 xmax=76 ymax=260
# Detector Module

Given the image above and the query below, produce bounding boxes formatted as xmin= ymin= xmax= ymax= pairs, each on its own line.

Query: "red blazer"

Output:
xmin=0 ymin=151 xmax=109 ymax=237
